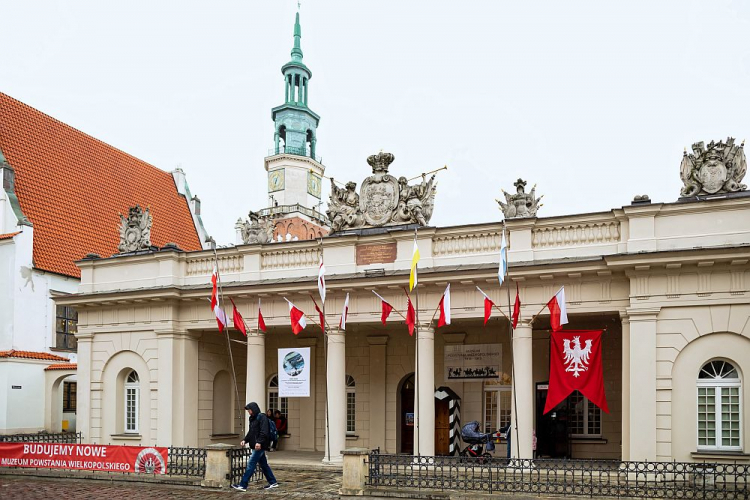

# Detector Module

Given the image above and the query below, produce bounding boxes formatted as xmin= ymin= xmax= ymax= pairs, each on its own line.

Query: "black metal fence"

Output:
xmin=0 ymin=432 xmax=82 ymax=444
xmin=166 ymin=446 xmax=206 ymax=478
xmin=226 ymin=447 xmax=265 ymax=485
xmin=367 ymin=451 xmax=750 ymax=499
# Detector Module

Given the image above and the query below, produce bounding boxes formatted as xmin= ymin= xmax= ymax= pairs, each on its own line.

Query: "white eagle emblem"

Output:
xmin=562 ymin=336 xmax=593 ymax=378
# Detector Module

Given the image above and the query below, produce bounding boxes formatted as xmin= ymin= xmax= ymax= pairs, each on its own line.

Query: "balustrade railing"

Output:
xmin=367 ymin=451 xmax=749 ymax=499
xmin=532 ymin=221 xmax=621 ymax=248
xmin=186 ymin=254 xmax=243 ymax=276
xmin=261 ymin=246 xmax=320 ymax=270
xmin=433 ymin=232 xmax=502 ymax=257
xmin=267 ymin=146 xmax=322 ymax=164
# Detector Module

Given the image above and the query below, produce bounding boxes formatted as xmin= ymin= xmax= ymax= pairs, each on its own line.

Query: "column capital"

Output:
xmin=298 ymin=337 xmax=318 ymax=347
xmin=328 ymin=327 xmax=345 ymax=336
xmin=366 ymin=335 xmax=389 ymax=346
xmin=626 ymin=307 xmax=661 ymax=320
xmin=247 ymin=328 xmax=266 ymax=338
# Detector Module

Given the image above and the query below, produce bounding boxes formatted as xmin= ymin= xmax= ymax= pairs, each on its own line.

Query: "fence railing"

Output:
xmin=367 ymin=451 xmax=750 ymax=499
xmin=0 ymin=432 xmax=82 ymax=444
xmin=166 ymin=446 xmax=207 ymax=478
xmin=226 ymin=447 xmax=265 ymax=485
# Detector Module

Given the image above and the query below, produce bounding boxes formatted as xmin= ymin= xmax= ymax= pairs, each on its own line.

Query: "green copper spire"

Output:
xmin=291 ymin=12 xmax=303 ymax=62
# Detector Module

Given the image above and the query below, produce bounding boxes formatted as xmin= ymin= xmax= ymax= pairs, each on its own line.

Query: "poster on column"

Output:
xmin=278 ymin=347 xmax=311 ymax=397
xmin=444 ymin=343 xmax=502 ymax=381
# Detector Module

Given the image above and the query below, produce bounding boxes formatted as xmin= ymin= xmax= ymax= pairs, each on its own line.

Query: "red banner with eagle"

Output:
xmin=544 ymin=329 xmax=609 ymax=414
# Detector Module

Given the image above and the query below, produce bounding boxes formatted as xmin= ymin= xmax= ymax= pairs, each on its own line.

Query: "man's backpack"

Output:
xmin=268 ymin=418 xmax=279 ymax=441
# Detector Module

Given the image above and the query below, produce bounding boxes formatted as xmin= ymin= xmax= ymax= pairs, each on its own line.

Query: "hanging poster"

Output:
xmin=278 ymin=347 xmax=311 ymax=397
xmin=444 ymin=343 xmax=501 ymax=381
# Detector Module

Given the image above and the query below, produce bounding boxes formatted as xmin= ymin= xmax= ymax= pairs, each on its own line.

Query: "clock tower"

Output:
xmin=261 ymin=11 xmax=329 ymax=241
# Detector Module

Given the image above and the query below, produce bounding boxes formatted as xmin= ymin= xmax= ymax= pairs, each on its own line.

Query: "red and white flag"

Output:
xmin=210 ymin=265 xmax=228 ymax=332
xmin=318 ymin=259 xmax=326 ymax=304
xmin=284 ymin=298 xmax=307 ymax=335
xmin=372 ymin=291 xmax=393 ymax=325
xmin=230 ymin=298 xmax=247 ymax=336
xmin=512 ymin=283 xmax=521 ymax=329
xmin=437 ymin=284 xmax=451 ymax=328
xmin=405 ymin=293 xmax=416 ymax=336
xmin=311 ymin=295 xmax=325 ymax=332
xmin=544 ymin=329 xmax=609 ymax=414
xmin=339 ymin=293 xmax=349 ymax=329
xmin=547 ymin=286 xmax=568 ymax=332
xmin=257 ymin=298 xmax=267 ymax=333
xmin=476 ymin=286 xmax=494 ymax=326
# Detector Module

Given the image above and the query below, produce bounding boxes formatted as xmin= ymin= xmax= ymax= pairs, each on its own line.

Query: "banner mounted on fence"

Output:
xmin=0 ymin=443 xmax=169 ymax=474
xmin=278 ymin=347 xmax=310 ymax=397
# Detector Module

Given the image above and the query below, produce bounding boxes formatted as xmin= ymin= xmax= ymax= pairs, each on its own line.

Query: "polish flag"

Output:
xmin=372 ymin=291 xmax=393 ymax=325
xmin=339 ymin=293 xmax=349 ymax=329
xmin=318 ymin=259 xmax=326 ymax=304
xmin=210 ymin=265 xmax=228 ymax=332
xmin=311 ymin=295 xmax=325 ymax=332
xmin=257 ymin=298 xmax=267 ymax=333
xmin=405 ymin=294 xmax=416 ymax=336
xmin=437 ymin=284 xmax=451 ymax=328
xmin=547 ymin=286 xmax=568 ymax=332
xmin=476 ymin=286 xmax=494 ymax=326
xmin=284 ymin=298 xmax=307 ymax=335
xmin=512 ymin=283 xmax=521 ymax=329
xmin=230 ymin=298 xmax=247 ymax=336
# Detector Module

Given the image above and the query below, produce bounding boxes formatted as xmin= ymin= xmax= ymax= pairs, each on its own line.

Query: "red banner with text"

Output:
xmin=0 ymin=443 xmax=169 ymax=474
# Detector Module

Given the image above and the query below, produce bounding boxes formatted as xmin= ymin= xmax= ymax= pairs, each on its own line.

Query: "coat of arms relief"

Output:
xmin=118 ymin=205 xmax=152 ymax=253
xmin=326 ymin=152 xmax=438 ymax=234
xmin=680 ymin=137 xmax=746 ymax=197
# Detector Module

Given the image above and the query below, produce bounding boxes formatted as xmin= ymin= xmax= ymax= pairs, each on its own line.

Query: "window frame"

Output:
xmin=124 ymin=371 xmax=140 ymax=434
xmin=568 ymin=391 xmax=602 ymax=438
xmin=62 ymin=381 xmax=77 ymax=413
xmin=483 ymin=385 xmax=511 ymax=434
xmin=267 ymin=375 xmax=289 ymax=418
xmin=697 ymin=360 xmax=742 ymax=452
xmin=55 ymin=305 xmax=78 ymax=351
xmin=346 ymin=375 xmax=356 ymax=435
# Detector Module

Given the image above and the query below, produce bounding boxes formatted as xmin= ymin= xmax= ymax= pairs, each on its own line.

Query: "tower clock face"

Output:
xmin=268 ymin=169 xmax=285 ymax=192
xmin=307 ymin=172 xmax=322 ymax=198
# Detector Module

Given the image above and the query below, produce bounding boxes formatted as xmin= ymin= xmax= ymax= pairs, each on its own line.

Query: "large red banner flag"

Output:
xmin=544 ymin=329 xmax=609 ymax=415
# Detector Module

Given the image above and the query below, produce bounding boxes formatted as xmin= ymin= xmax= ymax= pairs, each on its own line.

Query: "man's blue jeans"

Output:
xmin=240 ymin=448 xmax=277 ymax=487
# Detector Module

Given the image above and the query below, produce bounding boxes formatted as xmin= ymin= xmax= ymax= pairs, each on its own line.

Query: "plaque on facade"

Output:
xmin=356 ymin=243 xmax=397 ymax=265
xmin=118 ymin=205 xmax=152 ymax=253
xmin=326 ymin=151 xmax=438 ymax=234
xmin=444 ymin=344 xmax=502 ymax=381
xmin=497 ymin=178 xmax=543 ymax=219
xmin=680 ymin=138 xmax=746 ymax=197
xmin=236 ymin=210 xmax=276 ymax=245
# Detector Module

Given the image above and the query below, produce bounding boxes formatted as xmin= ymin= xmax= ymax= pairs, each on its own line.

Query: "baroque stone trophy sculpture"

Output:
xmin=679 ymin=137 xmax=746 ymax=197
xmin=496 ymin=178 xmax=543 ymax=219
xmin=235 ymin=210 xmax=276 ymax=245
xmin=118 ymin=205 xmax=153 ymax=253
xmin=326 ymin=151 xmax=440 ymax=234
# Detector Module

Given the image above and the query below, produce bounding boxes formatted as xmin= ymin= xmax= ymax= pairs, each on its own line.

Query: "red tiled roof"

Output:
xmin=45 ymin=363 xmax=77 ymax=371
xmin=0 ymin=232 xmax=20 ymax=240
xmin=0 ymin=93 xmax=203 ymax=278
xmin=0 ymin=350 xmax=70 ymax=361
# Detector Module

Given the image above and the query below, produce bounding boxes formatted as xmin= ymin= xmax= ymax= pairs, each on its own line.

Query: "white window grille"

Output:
xmin=569 ymin=391 xmax=601 ymax=437
xmin=698 ymin=360 xmax=741 ymax=451
xmin=483 ymin=385 xmax=511 ymax=433
xmin=346 ymin=375 xmax=356 ymax=434
xmin=267 ymin=375 xmax=288 ymax=417
xmin=125 ymin=371 xmax=139 ymax=434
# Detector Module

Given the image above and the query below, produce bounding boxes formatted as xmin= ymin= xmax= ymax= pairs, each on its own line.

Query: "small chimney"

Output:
xmin=191 ymin=195 xmax=201 ymax=216
xmin=171 ymin=168 xmax=187 ymax=196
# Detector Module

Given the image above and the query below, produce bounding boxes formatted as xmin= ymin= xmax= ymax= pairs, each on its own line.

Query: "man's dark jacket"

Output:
xmin=243 ymin=402 xmax=271 ymax=450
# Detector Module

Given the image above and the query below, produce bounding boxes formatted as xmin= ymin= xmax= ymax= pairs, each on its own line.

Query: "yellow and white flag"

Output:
xmin=409 ymin=235 xmax=421 ymax=291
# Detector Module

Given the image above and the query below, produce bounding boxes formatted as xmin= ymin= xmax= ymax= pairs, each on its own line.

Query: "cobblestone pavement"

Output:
xmin=0 ymin=470 xmax=342 ymax=499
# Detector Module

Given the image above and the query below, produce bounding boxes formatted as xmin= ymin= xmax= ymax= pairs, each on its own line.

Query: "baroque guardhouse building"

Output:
xmin=56 ymin=140 xmax=750 ymax=463
xmin=0 ymin=92 xmax=208 ymax=434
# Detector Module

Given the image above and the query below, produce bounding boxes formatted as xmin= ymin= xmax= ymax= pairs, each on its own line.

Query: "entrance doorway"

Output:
xmin=535 ymin=382 xmax=571 ymax=458
xmin=399 ymin=373 xmax=415 ymax=454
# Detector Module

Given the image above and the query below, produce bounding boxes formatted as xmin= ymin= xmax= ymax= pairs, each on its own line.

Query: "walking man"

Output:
xmin=232 ymin=402 xmax=279 ymax=491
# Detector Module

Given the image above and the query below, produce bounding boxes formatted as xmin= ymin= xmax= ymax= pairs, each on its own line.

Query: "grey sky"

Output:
xmin=2 ymin=1 xmax=749 ymax=245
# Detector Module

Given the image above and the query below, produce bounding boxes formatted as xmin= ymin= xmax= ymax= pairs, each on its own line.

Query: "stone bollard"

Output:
xmin=201 ymin=443 xmax=235 ymax=488
xmin=339 ymin=447 xmax=370 ymax=497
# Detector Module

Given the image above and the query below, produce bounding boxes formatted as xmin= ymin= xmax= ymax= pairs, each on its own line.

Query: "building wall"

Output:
xmin=0 ymin=359 xmax=48 ymax=433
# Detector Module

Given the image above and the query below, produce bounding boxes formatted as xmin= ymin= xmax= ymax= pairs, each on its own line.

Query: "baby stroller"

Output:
xmin=459 ymin=421 xmax=496 ymax=463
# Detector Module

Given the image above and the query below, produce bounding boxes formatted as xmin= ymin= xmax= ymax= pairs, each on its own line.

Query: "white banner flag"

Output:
xmin=278 ymin=347 xmax=311 ymax=397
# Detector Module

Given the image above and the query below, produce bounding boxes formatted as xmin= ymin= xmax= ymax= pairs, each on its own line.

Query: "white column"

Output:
xmin=246 ymin=328 xmax=265 ymax=435
xmin=510 ymin=320 xmax=533 ymax=459
xmin=416 ymin=324 xmax=435 ymax=456
xmin=324 ymin=327 xmax=346 ymax=464
xmin=76 ymin=333 xmax=93 ymax=442
xmin=628 ymin=308 xmax=659 ymax=461
xmin=621 ymin=314 xmax=630 ymax=461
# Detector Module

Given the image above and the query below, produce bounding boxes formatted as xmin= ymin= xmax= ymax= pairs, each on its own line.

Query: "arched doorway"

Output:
xmin=397 ymin=373 xmax=415 ymax=454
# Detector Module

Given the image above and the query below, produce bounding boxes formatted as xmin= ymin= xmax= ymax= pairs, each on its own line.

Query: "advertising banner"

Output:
xmin=278 ymin=347 xmax=311 ymax=397
xmin=444 ymin=343 xmax=502 ymax=381
xmin=0 ymin=443 xmax=169 ymax=474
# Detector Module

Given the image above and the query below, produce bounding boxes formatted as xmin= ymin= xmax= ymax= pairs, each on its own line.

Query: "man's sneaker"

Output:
xmin=231 ymin=484 xmax=247 ymax=492
xmin=263 ymin=482 xmax=279 ymax=489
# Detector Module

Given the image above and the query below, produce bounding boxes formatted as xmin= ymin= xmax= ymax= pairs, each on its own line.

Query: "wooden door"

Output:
xmin=400 ymin=375 xmax=415 ymax=454
xmin=434 ymin=399 xmax=450 ymax=455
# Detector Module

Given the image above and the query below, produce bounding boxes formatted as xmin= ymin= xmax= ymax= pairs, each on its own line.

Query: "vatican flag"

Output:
xmin=409 ymin=235 xmax=421 ymax=291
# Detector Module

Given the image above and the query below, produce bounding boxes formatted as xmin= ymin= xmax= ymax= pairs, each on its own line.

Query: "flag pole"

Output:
xmin=210 ymin=238 xmax=244 ymax=425
xmin=413 ymin=228 xmax=420 ymax=457
xmin=320 ymin=240 xmax=332 ymax=464
xmin=503 ymin=224 xmax=521 ymax=460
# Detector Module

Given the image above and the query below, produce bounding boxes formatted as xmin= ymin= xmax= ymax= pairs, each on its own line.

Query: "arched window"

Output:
xmin=346 ymin=375 xmax=356 ymax=435
xmin=212 ymin=371 xmax=232 ymax=435
xmin=125 ymin=371 xmax=140 ymax=434
xmin=698 ymin=360 xmax=741 ymax=451
xmin=267 ymin=375 xmax=288 ymax=418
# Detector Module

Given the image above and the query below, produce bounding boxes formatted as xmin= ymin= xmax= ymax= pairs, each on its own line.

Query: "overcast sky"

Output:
xmin=2 ymin=1 xmax=749 ymax=245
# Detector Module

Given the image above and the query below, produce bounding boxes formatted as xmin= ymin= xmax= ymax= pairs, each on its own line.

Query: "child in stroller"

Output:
xmin=459 ymin=421 xmax=499 ymax=463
